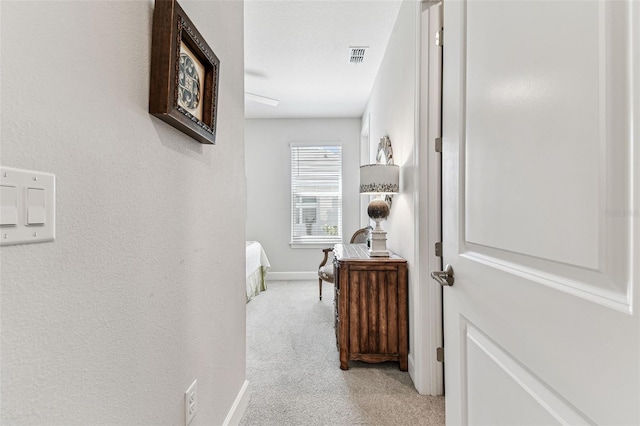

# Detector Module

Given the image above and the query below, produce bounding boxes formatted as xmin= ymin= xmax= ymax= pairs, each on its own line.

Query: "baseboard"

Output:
xmin=408 ymin=353 xmax=423 ymax=395
xmin=222 ymin=380 xmax=250 ymax=426
xmin=266 ymin=271 xmax=317 ymax=281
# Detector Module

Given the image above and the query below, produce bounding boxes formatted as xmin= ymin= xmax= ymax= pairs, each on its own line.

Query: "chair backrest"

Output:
xmin=350 ymin=226 xmax=372 ymax=244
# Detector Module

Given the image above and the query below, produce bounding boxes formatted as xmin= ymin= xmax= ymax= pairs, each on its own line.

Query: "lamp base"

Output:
xmin=368 ymin=229 xmax=390 ymax=257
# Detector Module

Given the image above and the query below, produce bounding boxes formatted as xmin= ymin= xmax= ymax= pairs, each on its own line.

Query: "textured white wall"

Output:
xmin=362 ymin=0 xmax=419 ymax=379
xmin=0 ymin=1 xmax=246 ymax=424
xmin=363 ymin=0 xmax=416 ymax=267
xmin=245 ymin=118 xmax=361 ymax=275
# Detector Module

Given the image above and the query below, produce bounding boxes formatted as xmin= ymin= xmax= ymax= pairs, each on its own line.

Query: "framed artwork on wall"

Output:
xmin=149 ymin=0 xmax=220 ymax=144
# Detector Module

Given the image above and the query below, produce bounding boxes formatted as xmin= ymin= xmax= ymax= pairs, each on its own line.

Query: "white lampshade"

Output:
xmin=359 ymin=164 xmax=399 ymax=194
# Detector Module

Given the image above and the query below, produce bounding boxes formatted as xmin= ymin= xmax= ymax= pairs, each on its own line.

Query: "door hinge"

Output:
xmin=435 ymin=137 xmax=442 ymax=153
xmin=435 ymin=242 xmax=442 ymax=257
xmin=437 ymin=347 xmax=444 ymax=362
xmin=436 ymin=28 xmax=444 ymax=46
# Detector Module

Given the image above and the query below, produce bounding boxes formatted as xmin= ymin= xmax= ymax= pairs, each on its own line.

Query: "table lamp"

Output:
xmin=359 ymin=164 xmax=399 ymax=256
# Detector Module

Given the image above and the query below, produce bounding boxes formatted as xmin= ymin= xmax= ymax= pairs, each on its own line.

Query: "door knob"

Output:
xmin=431 ymin=264 xmax=454 ymax=286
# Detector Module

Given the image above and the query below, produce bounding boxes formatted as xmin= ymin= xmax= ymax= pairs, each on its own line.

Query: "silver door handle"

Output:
xmin=431 ymin=264 xmax=454 ymax=286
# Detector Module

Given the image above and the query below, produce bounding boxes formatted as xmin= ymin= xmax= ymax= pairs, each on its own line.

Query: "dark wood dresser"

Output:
xmin=333 ymin=243 xmax=408 ymax=371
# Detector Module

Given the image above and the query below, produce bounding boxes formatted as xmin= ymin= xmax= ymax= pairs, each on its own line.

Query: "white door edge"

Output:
xmin=411 ymin=0 xmax=444 ymax=396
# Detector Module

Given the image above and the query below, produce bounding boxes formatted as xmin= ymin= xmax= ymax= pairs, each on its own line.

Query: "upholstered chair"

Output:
xmin=317 ymin=226 xmax=372 ymax=300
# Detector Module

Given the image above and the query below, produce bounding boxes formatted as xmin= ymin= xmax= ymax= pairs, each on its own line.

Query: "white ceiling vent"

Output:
xmin=349 ymin=46 xmax=368 ymax=64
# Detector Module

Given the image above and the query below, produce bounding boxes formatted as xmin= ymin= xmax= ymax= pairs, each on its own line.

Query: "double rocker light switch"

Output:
xmin=0 ymin=167 xmax=55 ymax=246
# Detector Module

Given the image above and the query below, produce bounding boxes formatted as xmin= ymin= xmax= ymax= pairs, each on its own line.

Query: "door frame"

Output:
xmin=411 ymin=0 xmax=444 ymax=396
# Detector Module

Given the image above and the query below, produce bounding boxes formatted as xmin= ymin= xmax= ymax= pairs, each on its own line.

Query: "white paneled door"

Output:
xmin=441 ymin=1 xmax=639 ymax=424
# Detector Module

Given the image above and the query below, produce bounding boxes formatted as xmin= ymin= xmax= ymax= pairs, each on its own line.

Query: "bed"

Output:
xmin=246 ymin=241 xmax=271 ymax=302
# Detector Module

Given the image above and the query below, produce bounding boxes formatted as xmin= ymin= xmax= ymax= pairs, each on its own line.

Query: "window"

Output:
xmin=290 ymin=144 xmax=342 ymax=246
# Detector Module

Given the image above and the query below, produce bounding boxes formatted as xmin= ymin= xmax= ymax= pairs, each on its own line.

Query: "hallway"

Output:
xmin=240 ymin=281 xmax=445 ymax=425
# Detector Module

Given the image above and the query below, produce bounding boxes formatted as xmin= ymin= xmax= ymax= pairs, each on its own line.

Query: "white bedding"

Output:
xmin=246 ymin=241 xmax=270 ymax=278
xmin=246 ymin=241 xmax=270 ymax=301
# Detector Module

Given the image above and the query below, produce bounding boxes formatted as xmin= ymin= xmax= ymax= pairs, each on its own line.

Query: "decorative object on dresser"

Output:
xmin=149 ymin=0 xmax=220 ymax=145
xmin=376 ymin=135 xmax=395 ymax=208
xmin=333 ymin=243 xmax=408 ymax=371
xmin=317 ymin=227 xmax=371 ymax=300
xmin=359 ymin=163 xmax=399 ymax=257
xmin=376 ymin=135 xmax=394 ymax=165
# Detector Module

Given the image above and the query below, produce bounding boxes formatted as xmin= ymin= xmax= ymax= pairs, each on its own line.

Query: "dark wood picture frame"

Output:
xmin=149 ymin=0 xmax=220 ymax=145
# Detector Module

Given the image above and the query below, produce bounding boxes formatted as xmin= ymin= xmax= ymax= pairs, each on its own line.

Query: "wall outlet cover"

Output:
xmin=185 ymin=379 xmax=197 ymax=425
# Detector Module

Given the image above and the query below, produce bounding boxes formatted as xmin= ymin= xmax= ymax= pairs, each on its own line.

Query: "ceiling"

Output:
xmin=244 ymin=1 xmax=402 ymax=119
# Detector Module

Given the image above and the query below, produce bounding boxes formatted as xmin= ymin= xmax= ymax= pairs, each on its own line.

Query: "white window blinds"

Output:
xmin=290 ymin=144 xmax=343 ymax=245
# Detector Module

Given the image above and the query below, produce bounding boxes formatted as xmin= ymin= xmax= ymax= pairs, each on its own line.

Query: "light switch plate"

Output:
xmin=1 ymin=166 xmax=55 ymax=246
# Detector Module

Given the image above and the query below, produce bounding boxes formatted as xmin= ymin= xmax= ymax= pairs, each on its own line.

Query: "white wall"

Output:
xmin=0 ymin=1 xmax=247 ymax=424
xmin=245 ymin=118 xmax=361 ymax=277
xmin=361 ymin=0 xmax=426 ymax=391
xmin=363 ymin=0 xmax=417 ymax=253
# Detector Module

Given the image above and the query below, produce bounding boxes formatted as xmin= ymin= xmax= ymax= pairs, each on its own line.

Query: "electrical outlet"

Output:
xmin=185 ymin=380 xmax=197 ymax=425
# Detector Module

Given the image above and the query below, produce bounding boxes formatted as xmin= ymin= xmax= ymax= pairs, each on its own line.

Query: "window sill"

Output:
xmin=290 ymin=242 xmax=342 ymax=249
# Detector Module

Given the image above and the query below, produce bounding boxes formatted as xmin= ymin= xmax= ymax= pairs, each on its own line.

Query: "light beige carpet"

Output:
xmin=240 ymin=280 xmax=445 ymax=426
